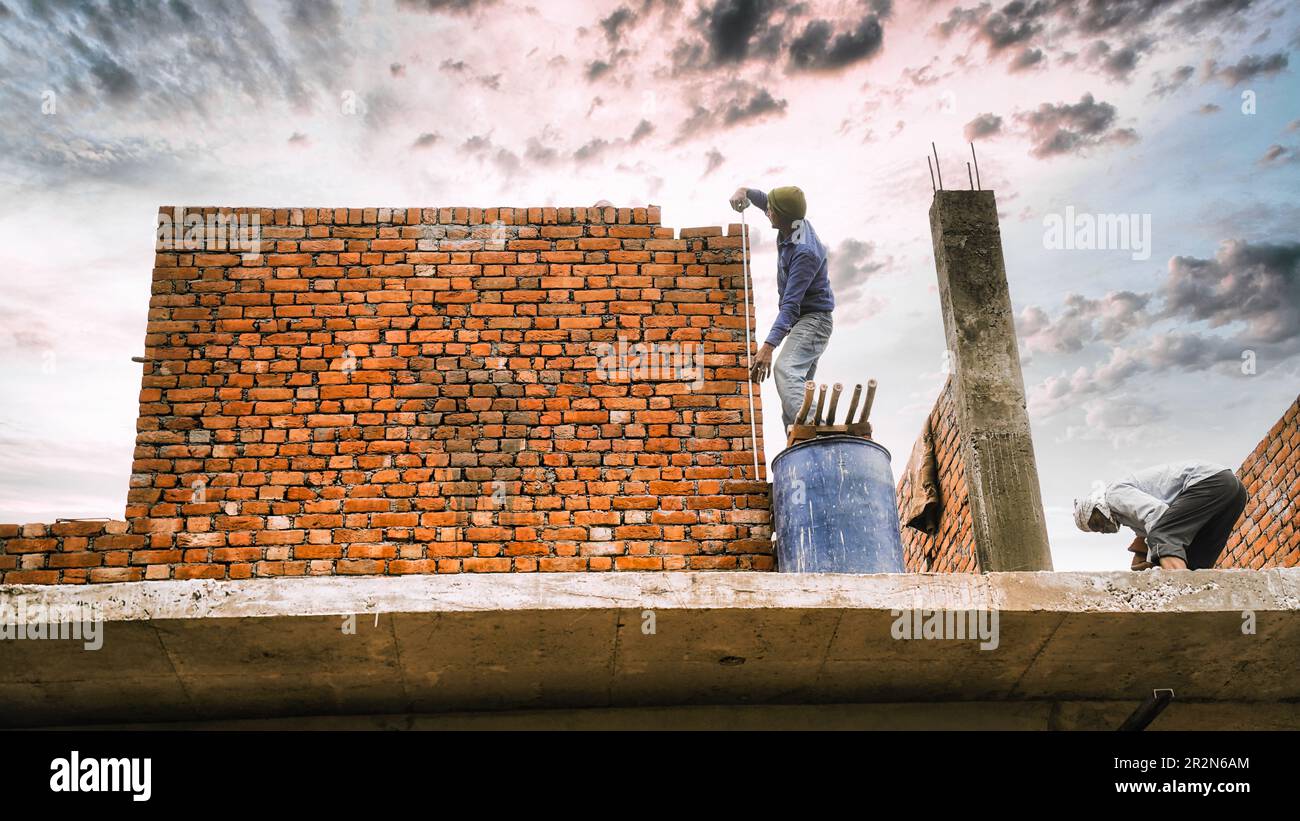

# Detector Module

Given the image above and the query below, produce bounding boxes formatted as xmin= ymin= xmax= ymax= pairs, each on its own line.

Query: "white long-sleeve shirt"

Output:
xmin=1103 ymin=460 xmax=1231 ymax=546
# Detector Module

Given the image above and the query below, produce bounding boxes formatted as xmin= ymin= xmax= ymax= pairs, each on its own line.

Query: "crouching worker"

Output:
xmin=1073 ymin=460 xmax=1248 ymax=570
xmin=729 ymin=184 xmax=835 ymax=431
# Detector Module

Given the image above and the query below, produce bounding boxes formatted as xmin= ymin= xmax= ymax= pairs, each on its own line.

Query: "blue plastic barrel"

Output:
xmin=770 ymin=435 xmax=906 ymax=573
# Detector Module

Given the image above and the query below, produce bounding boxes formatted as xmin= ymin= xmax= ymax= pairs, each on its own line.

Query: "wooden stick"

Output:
xmin=794 ymin=381 xmax=816 ymax=425
xmin=826 ymin=383 xmax=843 ymax=425
xmin=844 ymin=384 xmax=862 ymax=426
xmin=858 ymin=379 xmax=877 ymax=424
xmin=813 ymin=384 xmax=827 ymax=426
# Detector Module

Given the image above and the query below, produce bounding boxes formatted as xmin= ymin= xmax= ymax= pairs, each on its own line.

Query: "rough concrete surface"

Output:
xmin=2 ymin=569 xmax=1297 ymax=729
xmin=930 ymin=190 xmax=1053 ymax=572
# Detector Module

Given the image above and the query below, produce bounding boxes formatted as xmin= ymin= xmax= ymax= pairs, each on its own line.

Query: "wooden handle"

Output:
xmin=813 ymin=384 xmax=827 ymax=426
xmin=858 ymin=379 xmax=877 ymax=424
xmin=826 ymin=383 xmax=843 ymax=425
xmin=844 ymin=384 xmax=862 ymax=426
xmin=794 ymin=381 xmax=816 ymax=425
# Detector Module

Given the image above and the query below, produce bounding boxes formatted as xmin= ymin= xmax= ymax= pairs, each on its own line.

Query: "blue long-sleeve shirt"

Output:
xmin=745 ymin=187 xmax=835 ymax=348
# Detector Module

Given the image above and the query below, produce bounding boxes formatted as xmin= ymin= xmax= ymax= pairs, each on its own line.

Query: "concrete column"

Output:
xmin=929 ymin=190 xmax=1053 ymax=572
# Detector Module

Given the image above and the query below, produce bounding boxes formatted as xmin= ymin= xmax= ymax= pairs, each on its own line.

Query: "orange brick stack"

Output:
xmin=895 ymin=377 xmax=977 ymax=573
xmin=1218 ymin=392 xmax=1299 ymax=569
xmin=0 ymin=204 xmax=771 ymax=584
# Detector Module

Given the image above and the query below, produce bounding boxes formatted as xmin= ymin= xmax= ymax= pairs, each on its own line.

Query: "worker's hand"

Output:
xmin=750 ymin=343 xmax=774 ymax=382
xmin=730 ymin=186 xmax=750 ymax=212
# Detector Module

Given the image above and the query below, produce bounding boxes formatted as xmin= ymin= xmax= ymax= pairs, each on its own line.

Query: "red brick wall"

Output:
xmin=1217 ymin=392 xmax=1299 ymax=569
xmin=896 ymin=377 xmax=977 ymax=573
xmin=0 ymin=204 xmax=771 ymax=584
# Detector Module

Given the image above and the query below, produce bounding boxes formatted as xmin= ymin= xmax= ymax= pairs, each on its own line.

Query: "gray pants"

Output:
xmin=1147 ymin=470 xmax=1248 ymax=569
xmin=773 ymin=311 xmax=832 ymax=428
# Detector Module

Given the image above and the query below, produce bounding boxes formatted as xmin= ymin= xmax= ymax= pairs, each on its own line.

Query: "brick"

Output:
xmin=3 ymin=204 xmax=777 ymax=584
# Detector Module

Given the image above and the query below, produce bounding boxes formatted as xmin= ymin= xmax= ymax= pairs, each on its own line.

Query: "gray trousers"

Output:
xmin=1147 ymin=470 xmax=1248 ymax=569
xmin=773 ymin=311 xmax=832 ymax=428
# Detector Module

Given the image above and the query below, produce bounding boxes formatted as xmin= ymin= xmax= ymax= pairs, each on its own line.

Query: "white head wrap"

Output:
xmin=1073 ymin=485 xmax=1112 ymax=532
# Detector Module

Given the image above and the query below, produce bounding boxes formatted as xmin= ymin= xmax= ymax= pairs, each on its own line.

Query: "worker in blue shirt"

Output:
xmin=730 ymin=185 xmax=835 ymax=429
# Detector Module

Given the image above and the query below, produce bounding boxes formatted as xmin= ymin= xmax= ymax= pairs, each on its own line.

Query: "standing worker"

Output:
xmin=729 ymin=185 xmax=835 ymax=431
xmin=1073 ymin=460 xmax=1249 ymax=570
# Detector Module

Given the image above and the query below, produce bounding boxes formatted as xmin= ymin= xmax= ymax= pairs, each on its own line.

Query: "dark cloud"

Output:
xmin=396 ymin=0 xmax=500 ymax=13
xmin=1204 ymin=51 xmax=1289 ymax=85
xmin=412 ymin=132 xmax=441 ymax=149
xmin=87 ymin=55 xmax=141 ymax=102
xmin=938 ymin=0 xmax=1258 ymax=74
xmin=936 ymin=3 xmax=989 ymax=38
xmin=1010 ymin=47 xmax=1044 ymax=71
xmin=524 ymin=136 xmax=559 ymax=164
xmin=703 ymin=147 xmax=725 ymax=176
xmin=630 ymin=119 xmax=654 ymax=143
xmin=1016 ymin=93 xmax=1138 ymax=157
xmin=1071 ymin=0 xmax=1179 ymax=34
xmin=787 ymin=15 xmax=885 ymax=72
xmin=702 ymin=0 xmax=782 ymax=64
xmin=1198 ymin=102 xmax=1222 ymax=114
xmin=979 ymin=2 xmax=1048 ymax=52
xmin=573 ymin=138 xmax=611 ymax=161
xmin=1085 ymin=38 xmax=1152 ymax=79
xmin=830 ymin=238 xmax=891 ymax=295
xmin=0 ymin=0 xmax=346 ymax=135
xmin=964 ymin=112 xmax=1004 ymax=140
xmin=1169 ymin=0 xmax=1255 ymax=31
xmin=390 ymin=62 xmax=406 ymax=77
xmin=440 ymin=59 xmax=469 ymax=72
xmin=667 ymin=1 xmax=884 ymax=75
xmin=674 ymin=84 xmax=787 ymax=142
xmin=1027 ymin=238 xmax=1300 ymax=415
xmin=721 ymin=87 xmax=787 ymax=124
xmin=1258 ymin=144 xmax=1298 ymax=166
xmin=288 ymin=132 xmax=310 ymax=146
xmin=586 ymin=59 xmax=614 ymax=80
xmin=461 ymin=134 xmax=494 ymax=154
xmin=601 ymin=6 xmax=636 ymax=43
xmin=1162 ymin=240 xmax=1300 ymax=342
xmin=287 ymin=0 xmax=340 ymax=27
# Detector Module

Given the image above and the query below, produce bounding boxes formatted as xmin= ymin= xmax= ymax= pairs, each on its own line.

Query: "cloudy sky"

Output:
xmin=0 ymin=0 xmax=1297 ymax=571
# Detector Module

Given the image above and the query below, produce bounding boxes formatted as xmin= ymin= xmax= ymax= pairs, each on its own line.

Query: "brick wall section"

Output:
xmin=0 ymin=204 xmax=771 ymax=584
xmin=895 ymin=377 xmax=977 ymax=573
xmin=1217 ymin=393 xmax=1299 ymax=569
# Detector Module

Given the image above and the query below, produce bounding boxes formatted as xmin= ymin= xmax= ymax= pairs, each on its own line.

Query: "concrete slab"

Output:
xmin=1 ymin=569 xmax=1297 ymax=728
